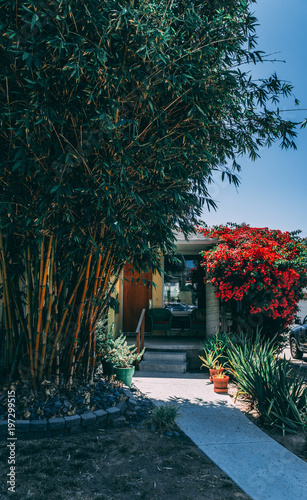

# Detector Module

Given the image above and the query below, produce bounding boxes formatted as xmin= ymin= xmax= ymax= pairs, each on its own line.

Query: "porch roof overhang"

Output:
xmin=174 ymin=231 xmax=219 ymax=256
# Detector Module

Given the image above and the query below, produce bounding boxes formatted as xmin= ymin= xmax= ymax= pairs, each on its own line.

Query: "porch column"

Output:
xmin=206 ymin=282 xmax=220 ymax=336
xmin=152 ymin=256 xmax=164 ymax=308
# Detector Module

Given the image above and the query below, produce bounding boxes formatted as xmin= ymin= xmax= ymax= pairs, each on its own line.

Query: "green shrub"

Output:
xmin=199 ymin=349 xmax=222 ymax=370
xmin=228 ymin=333 xmax=307 ymax=436
xmin=95 ymin=322 xmax=144 ymax=368
xmin=267 ymin=360 xmax=307 ymax=437
xmin=202 ymin=332 xmax=234 ymax=368
xmin=227 ymin=332 xmax=278 ymax=413
xmin=149 ymin=403 xmax=181 ymax=431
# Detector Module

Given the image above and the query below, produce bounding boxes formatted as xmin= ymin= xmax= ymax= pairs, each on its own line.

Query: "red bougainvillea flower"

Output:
xmin=196 ymin=224 xmax=307 ymax=337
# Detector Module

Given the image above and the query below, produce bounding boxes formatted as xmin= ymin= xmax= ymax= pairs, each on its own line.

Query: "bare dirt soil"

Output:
xmin=1 ymin=375 xmax=306 ymax=500
xmin=0 ymin=424 xmax=251 ymax=500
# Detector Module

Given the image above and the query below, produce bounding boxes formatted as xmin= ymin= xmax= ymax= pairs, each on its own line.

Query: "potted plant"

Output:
xmin=95 ymin=319 xmax=116 ymax=376
xmin=99 ymin=333 xmax=117 ymax=377
xmin=106 ymin=333 xmax=145 ymax=387
xmin=212 ymin=372 xmax=229 ymax=393
xmin=199 ymin=349 xmax=224 ymax=382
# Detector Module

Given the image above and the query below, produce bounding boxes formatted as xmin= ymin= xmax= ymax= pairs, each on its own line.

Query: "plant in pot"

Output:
xmin=106 ymin=333 xmax=145 ymax=387
xmin=97 ymin=330 xmax=117 ymax=377
xmin=95 ymin=318 xmax=117 ymax=376
xmin=212 ymin=372 xmax=230 ymax=393
xmin=199 ymin=349 xmax=224 ymax=382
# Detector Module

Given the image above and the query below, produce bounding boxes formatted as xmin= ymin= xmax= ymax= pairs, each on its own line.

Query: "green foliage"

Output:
xmin=0 ymin=0 xmax=299 ymax=267
xmin=98 ymin=328 xmax=144 ymax=368
xmin=149 ymin=403 xmax=181 ymax=431
xmin=95 ymin=315 xmax=113 ymax=361
xmin=228 ymin=333 xmax=307 ymax=436
xmin=0 ymin=0 xmax=300 ymax=386
xmin=199 ymin=349 xmax=222 ymax=370
xmin=202 ymin=331 xmax=234 ymax=367
xmin=267 ymin=361 xmax=307 ymax=437
xmin=228 ymin=333 xmax=280 ymax=414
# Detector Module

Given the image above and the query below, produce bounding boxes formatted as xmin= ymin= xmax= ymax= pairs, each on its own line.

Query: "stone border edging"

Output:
xmin=0 ymin=387 xmax=138 ymax=440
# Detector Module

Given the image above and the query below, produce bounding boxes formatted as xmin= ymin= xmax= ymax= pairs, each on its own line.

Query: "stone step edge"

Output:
xmin=143 ymin=351 xmax=187 ymax=357
xmin=140 ymin=360 xmax=187 ymax=365
xmin=143 ymin=355 xmax=187 ymax=361
xmin=0 ymin=388 xmax=138 ymax=441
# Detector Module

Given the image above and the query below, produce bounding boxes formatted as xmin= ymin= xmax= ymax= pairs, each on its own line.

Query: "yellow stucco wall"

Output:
xmin=107 ymin=272 xmax=122 ymax=336
xmin=152 ymin=260 xmax=164 ymax=309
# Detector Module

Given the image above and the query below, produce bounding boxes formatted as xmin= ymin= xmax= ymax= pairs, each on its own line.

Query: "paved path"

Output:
xmin=133 ymin=372 xmax=307 ymax=500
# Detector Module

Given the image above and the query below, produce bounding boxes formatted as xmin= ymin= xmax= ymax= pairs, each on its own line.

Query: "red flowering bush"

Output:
xmin=199 ymin=224 xmax=307 ymax=338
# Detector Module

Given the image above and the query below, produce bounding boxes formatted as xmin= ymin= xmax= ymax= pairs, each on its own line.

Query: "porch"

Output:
xmin=127 ymin=332 xmax=205 ymax=372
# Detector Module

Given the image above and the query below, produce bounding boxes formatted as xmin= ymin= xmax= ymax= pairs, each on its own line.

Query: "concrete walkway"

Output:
xmin=133 ymin=372 xmax=307 ymax=500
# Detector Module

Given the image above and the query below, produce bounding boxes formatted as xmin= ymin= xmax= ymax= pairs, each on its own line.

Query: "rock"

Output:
xmin=116 ymin=401 xmax=128 ymax=414
xmin=80 ymin=412 xmax=97 ymax=427
xmin=111 ymin=416 xmax=126 ymax=428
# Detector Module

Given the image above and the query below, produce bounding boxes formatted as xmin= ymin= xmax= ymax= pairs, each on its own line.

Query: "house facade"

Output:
xmin=109 ymin=232 xmax=226 ymax=337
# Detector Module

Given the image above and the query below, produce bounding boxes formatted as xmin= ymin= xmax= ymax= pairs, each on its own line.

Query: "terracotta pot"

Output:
xmin=209 ymin=367 xmax=224 ymax=383
xmin=212 ymin=375 xmax=229 ymax=393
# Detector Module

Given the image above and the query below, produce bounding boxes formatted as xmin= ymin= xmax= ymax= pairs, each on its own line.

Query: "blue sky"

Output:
xmin=202 ymin=0 xmax=307 ymax=237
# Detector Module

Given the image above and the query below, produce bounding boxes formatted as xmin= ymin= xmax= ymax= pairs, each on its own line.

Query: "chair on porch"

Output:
xmin=147 ymin=308 xmax=174 ymax=336
xmin=189 ymin=308 xmax=206 ymax=333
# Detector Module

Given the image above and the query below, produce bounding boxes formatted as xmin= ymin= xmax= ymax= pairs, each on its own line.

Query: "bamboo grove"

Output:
xmin=0 ymin=230 xmax=119 ymax=386
xmin=0 ymin=1 xmax=300 ymax=387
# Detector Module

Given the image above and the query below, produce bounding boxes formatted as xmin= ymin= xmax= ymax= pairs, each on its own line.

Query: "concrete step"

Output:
xmin=139 ymin=359 xmax=187 ymax=373
xmin=143 ymin=351 xmax=187 ymax=362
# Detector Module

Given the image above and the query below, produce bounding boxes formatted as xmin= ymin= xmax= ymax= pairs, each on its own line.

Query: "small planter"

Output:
xmin=209 ymin=367 xmax=224 ymax=383
xmin=102 ymin=359 xmax=114 ymax=377
xmin=114 ymin=366 xmax=135 ymax=387
xmin=212 ymin=375 xmax=229 ymax=393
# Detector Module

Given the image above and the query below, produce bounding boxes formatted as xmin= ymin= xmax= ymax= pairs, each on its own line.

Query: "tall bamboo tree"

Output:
xmin=0 ymin=0 xmax=300 ymax=386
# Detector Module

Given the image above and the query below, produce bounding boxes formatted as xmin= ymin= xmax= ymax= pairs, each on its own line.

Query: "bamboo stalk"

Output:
xmin=76 ymin=342 xmax=87 ymax=364
xmin=38 ymin=240 xmax=54 ymax=383
xmin=91 ymin=253 xmax=115 ymax=326
xmin=8 ymin=276 xmax=29 ymax=381
xmin=0 ymin=232 xmax=13 ymax=352
xmin=51 ymin=242 xmax=58 ymax=349
xmin=9 ymin=325 xmax=25 ymax=383
xmin=38 ymin=235 xmax=45 ymax=294
xmin=2 ymin=284 xmax=9 ymax=358
xmin=32 ymin=242 xmax=40 ymax=331
xmin=96 ymin=248 xmax=111 ymax=292
xmin=91 ymin=270 xmax=119 ymax=335
xmin=86 ymin=306 xmax=93 ymax=379
xmin=56 ymin=342 xmax=60 ymax=386
xmin=35 ymin=235 xmax=53 ymax=378
xmin=81 ymin=253 xmax=102 ymax=377
xmin=67 ymin=253 xmax=92 ymax=384
xmin=24 ymin=240 xmax=35 ymax=382
xmin=47 ymin=265 xmax=87 ymax=378
xmin=89 ymin=253 xmax=102 ymax=330
xmin=90 ymin=338 xmax=96 ymax=382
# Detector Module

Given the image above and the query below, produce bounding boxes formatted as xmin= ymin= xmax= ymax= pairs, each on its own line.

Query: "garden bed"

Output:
xmin=0 ymin=417 xmax=251 ymax=499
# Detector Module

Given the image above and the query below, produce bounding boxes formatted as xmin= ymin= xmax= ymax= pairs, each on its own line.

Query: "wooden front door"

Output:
xmin=123 ymin=264 xmax=152 ymax=332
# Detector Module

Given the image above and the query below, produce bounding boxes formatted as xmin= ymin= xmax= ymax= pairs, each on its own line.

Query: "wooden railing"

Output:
xmin=135 ymin=308 xmax=146 ymax=369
